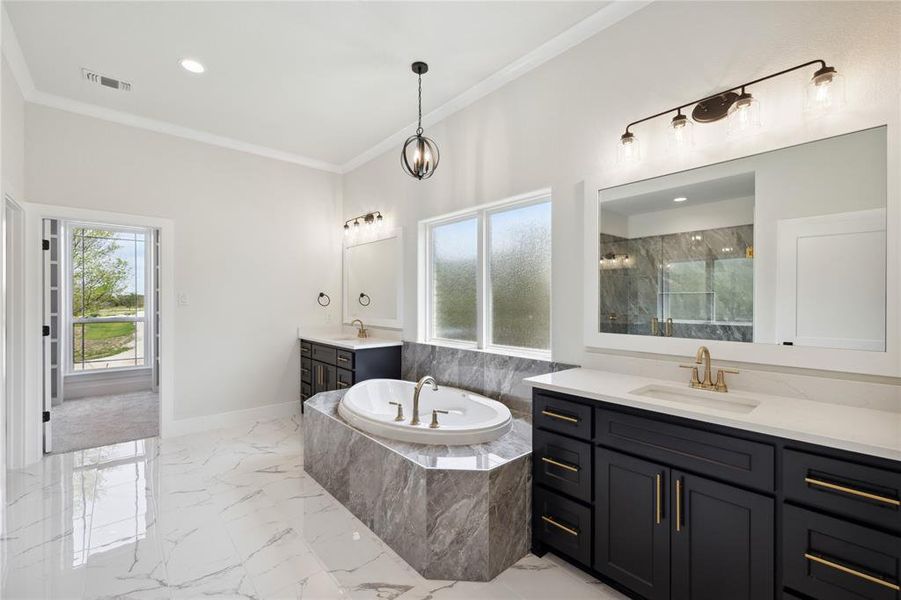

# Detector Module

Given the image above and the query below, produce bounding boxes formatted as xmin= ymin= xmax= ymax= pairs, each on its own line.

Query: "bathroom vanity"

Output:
xmin=299 ymin=335 xmax=401 ymax=410
xmin=527 ymin=369 xmax=900 ymax=600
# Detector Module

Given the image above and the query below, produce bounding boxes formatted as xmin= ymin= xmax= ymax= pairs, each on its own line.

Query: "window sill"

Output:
xmin=66 ymin=366 xmax=151 ymax=377
xmin=423 ymin=339 xmax=552 ymax=362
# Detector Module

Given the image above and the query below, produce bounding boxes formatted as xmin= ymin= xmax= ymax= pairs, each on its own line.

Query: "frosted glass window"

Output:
xmin=431 ymin=218 xmax=478 ymax=342
xmin=488 ymin=201 xmax=551 ymax=350
xmin=424 ymin=193 xmax=552 ymax=356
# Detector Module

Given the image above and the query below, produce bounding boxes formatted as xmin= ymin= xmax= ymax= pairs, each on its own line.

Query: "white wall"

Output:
xmin=2 ymin=56 xmax=25 ymax=200
xmin=25 ymin=105 xmax=343 ymax=422
xmin=343 ymin=2 xmax=901 ymax=395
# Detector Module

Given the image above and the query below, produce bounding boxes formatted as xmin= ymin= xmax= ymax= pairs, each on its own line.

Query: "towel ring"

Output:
xmin=317 ymin=292 xmax=331 ymax=307
xmin=358 ymin=292 xmax=371 ymax=306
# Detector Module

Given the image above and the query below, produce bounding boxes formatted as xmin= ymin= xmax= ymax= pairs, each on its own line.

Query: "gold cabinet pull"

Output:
xmin=541 ymin=515 xmax=579 ymax=537
xmin=337 ymin=381 xmax=348 ymax=388
xmin=541 ymin=456 xmax=579 ymax=473
xmin=655 ymin=473 xmax=663 ymax=525
xmin=675 ymin=478 xmax=683 ymax=532
xmin=804 ymin=477 xmax=900 ymax=507
xmin=804 ymin=553 xmax=900 ymax=591
xmin=337 ymin=356 xmax=350 ymax=363
xmin=541 ymin=410 xmax=580 ymax=424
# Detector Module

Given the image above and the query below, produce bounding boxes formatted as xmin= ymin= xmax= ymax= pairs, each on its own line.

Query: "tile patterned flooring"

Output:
xmin=1 ymin=415 xmax=628 ymax=599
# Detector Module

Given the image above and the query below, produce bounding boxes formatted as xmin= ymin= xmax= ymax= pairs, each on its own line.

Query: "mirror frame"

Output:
xmin=583 ymin=125 xmax=901 ymax=377
xmin=343 ymin=227 xmax=404 ymax=330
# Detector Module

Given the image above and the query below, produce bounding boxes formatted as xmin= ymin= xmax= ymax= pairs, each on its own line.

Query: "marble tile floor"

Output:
xmin=2 ymin=415 xmax=628 ymax=600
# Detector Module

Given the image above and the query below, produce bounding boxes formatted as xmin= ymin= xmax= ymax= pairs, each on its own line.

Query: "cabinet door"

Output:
xmin=312 ymin=361 xmax=336 ymax=394
xmin=594 ymin=448 xmax=670 ymax=600
xmin=671 ymin=471 xmax=774 ymax=600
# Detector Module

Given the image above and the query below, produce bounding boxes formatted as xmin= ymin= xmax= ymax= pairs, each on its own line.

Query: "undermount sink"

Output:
xmin=630 ymin=384 xmax=760 ymax=414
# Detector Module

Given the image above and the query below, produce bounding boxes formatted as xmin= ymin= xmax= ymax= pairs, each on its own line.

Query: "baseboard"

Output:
xmin=162 ymin=400 xmax=300 ymax=438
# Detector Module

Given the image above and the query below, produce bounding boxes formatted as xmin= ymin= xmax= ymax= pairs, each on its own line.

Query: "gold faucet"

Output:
xmin=695 ymin=345 xmax=714 ymax=389
xmin=680 ymin=345 xmax=739 ymax=393
xmin=350 ymin=319 xmax=368 ymax=339
xmin=411 ymin=376 xmax=438 ymax=426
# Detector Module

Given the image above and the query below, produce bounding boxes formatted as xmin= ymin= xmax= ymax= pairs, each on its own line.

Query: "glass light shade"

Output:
xmin=617 ymin=133 xmax=641 ymax=165
xmin=805 ymin=68 xmax=845 ymax=114
xmin=668 ymin=114 xmax=693 ymax=152
xmin=727 ymin=93 xmax=761 ymax=138
xmin=401 ymin=134 xmax=440 ymax=180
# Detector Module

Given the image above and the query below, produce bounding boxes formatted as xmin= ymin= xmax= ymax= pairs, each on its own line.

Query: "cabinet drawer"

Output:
xmin=784 ymin=450 xmax=900 ymax=533
xmin=311 ymin=344 xmax=338 ymax=365
xmin=533 ymin=487 xmax=591 ymax=566
xmin=783 ymin=504 xmax=900 ymax=600
xmin=336 ymin=349 xmax=354 ymax=370
xmin=300 ymin=341 xmax=312 ymax=357
xmin=301 ymin=357 xmax=312 ymax=384
xmin=336 ymin=368 xmax=353 ymax=390
xmin=596 ymin=408 xmax=774 ymax=491
xmin=534 ymin=393 xmax=592 ymax=441
xmin=534 ymin=429 xmax=592 ymax=503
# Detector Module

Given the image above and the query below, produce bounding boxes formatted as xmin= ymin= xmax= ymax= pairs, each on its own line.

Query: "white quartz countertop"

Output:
xmin=525 ymin=368 xmax=901 ymax=462
xmin=299 ymin=333 xmax=402 ymax=350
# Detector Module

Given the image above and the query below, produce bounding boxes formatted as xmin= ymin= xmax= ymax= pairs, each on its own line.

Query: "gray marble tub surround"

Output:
xmin=401 ymin=341 xmax=577 ymax=413
xmin=303 ymin=390 xmax=532 ymax=581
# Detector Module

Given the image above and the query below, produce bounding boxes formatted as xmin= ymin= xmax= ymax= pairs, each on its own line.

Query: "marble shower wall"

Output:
xmin=600 ymin=224 xmax=754 ymax=342
xmin=401 ymin=342 xmax=578 ymax=414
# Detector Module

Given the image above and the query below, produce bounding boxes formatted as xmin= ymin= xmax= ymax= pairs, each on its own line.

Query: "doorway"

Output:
xmin=43 ymin=219 xmax=161 ymax=454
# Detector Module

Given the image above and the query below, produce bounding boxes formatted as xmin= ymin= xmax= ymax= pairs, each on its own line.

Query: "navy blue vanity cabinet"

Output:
xmin=531 ymin=387 xmax=901 ymax=600
xmin=300 ymin=339 xmax=400 ymax=411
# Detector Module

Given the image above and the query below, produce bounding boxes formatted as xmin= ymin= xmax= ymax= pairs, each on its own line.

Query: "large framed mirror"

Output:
xmin=584 ymin=126 xmax=899 ymax=376
xmin=343 ymin=228 xmax=403 ymax=329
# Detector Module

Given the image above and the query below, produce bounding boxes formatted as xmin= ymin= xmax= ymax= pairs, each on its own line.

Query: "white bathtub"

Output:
xmin=337 ymin=379 xmax=513 ymax=445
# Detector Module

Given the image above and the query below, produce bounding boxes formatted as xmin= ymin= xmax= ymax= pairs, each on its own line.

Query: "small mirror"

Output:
xmin=598 ymin=126 xmax=887 ymax=351
xmin=344 ymin=229 xmax=403 ymax=328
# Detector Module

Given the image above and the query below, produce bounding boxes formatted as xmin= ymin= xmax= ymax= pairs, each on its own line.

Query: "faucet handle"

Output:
xmin=679 ymin=364 xmax=702 ymax=388
xmin=429 ymin=409 xmax=449 ymax=429
xmin=714 ymin=368 xmax=739 ymax=393
xmin=388 ymin=401 xmax=405 ymax=422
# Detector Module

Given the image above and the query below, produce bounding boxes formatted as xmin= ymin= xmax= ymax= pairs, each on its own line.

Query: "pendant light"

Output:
xmin=401 ymin=61 xmax=440 ymax=180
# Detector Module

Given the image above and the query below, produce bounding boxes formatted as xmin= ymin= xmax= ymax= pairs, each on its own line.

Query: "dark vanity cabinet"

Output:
xmin=300 ymin=339 xmax=401 ymax=411
xmin=532 ymin=389 xmax=901 ymax=600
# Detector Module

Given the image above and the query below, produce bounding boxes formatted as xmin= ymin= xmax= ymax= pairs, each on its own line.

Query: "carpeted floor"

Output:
xmin=50 ymin=390 xmax=160 ymax=454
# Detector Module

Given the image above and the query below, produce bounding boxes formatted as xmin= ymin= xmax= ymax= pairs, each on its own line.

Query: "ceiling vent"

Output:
xmin=81 ymin=68 xmax=132 ymax=92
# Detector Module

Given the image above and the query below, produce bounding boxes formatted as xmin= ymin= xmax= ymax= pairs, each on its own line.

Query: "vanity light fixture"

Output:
xmin=618 ymin=59 xmax=841 ymax=161
xmin=344 ymin=211 xmax=384 ymax=235
xmin=401 ymin=61 xmax=440 ymax=180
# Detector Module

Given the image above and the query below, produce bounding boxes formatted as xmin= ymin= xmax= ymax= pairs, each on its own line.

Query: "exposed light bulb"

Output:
xmin=727 ymin=91 xmax=761 ymax=138
xmin=617 ymin=132 xmax=641 ymax=165
xmin=673 ymin=197 xmax=688 ymax=203
xmin=805 ymin=66 xmax=845 ymax=114
xmin=668 ymin=113 xmax=693 ymax=152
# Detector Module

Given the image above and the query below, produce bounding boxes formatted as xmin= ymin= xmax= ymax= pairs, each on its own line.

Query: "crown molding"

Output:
xmin=3 ymin=1 xmax=650 ymax=176
xmin=29 ymin=90 xmax=344 ymax=173
xmin=338 ymin=0 xmax=653 ymax=174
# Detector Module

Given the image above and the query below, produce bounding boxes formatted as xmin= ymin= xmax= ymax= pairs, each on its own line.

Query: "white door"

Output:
xmin=776 ymin=208 xmax=886 ymax=351
xmin=42 ymin=219 xmax=52 ymax=452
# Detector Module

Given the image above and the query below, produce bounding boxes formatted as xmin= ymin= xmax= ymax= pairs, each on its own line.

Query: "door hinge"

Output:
xmin=42 ymin=325 xmax=50 ymax=337
xmin=43 ymin=411 xmax=50 ymax=423
xmin=42 ymin=239 xmax=50 ymax=251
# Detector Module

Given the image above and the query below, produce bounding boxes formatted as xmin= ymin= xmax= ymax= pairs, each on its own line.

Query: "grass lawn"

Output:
xmin=73 ymin=321 xmax=137 ymax=361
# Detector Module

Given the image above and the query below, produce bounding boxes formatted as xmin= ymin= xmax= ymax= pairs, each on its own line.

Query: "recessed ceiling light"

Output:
xmin=673 ymin=196 xmax=688 ymax=202
xmin=179 ymin=58 xmax=205 ymax=74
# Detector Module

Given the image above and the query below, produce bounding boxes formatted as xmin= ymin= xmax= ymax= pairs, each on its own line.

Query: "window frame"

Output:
xmin=420 ymin=189 xmax=552 ymax=359
xmin=63 ymin=221 xmax=154 ymax=375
